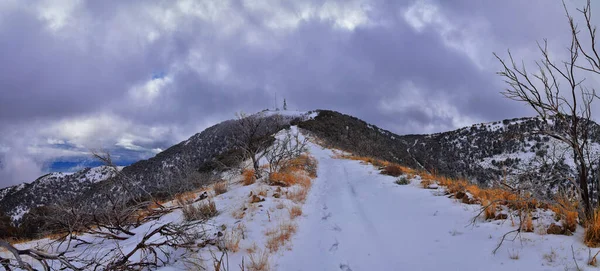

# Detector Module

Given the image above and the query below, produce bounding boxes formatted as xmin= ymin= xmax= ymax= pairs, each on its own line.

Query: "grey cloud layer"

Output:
xmin=0 ymin=0 xmax=574 ymax=187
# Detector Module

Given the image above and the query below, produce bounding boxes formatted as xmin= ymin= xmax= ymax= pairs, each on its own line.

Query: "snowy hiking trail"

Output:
xmin=276 ymin=145 xmax=593 ymax=271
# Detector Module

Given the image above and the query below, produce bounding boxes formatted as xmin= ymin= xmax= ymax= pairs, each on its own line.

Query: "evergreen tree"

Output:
xmin=283 ymin=99 xmax=287 ymax=110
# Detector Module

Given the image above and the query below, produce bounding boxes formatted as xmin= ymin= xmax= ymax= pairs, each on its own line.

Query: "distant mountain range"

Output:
xmin=2 ymin=109 xmax=598 ymax=223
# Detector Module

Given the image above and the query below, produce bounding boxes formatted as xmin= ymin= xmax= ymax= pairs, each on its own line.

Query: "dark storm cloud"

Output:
xmin=0 ymin=0 xmax=579 ymax=187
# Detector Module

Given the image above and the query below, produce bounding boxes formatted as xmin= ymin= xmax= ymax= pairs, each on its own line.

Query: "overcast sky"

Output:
xmin=0 ymin=0 xmax=595 ymax=187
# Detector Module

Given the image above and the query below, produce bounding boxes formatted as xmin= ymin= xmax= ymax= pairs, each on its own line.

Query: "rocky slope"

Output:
xmin=0 ymin=166 xmax=116 ymax=222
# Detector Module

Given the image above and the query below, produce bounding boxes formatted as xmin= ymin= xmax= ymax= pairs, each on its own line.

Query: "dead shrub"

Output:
xmin=289 ymin=205 xmax=302 ymax=219
xmin=381 ymin=165 xmax=403 ymax=177
xmin=265 ymin=222 xmax=297 ymax=252
xmin=247 ymin=248 xmax=270 ymax=271
xmin=182 ymin=199 xmax=218 ymax=221
xmin=243 ymin=169 xmax=256 ymax=185
xmin=213 ymin=181 xmax=228 ymax=195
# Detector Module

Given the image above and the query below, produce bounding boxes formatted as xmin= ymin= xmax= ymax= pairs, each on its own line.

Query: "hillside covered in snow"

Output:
xmin=1 ymin=126 xmax=598 ymax=270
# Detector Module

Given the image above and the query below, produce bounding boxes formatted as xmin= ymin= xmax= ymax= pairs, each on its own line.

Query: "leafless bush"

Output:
xmin=265 ymin=130 xmax=308 ymax=174
xmin=182 ymin=199 xmax=218 ymax=221
xmin=232 ymin=112 xmax=287 ymax=179
xmin=105 ymin=221 xmax=206 ymax=270
xmin=213 ymin=181 xmax=229 ymax=195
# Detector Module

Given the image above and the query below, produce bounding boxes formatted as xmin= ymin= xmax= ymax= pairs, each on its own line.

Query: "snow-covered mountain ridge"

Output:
xmin=2 ymin=129 xmax=597 ymax=271
xmin=2 ymin=110 xmax=598 ymax=224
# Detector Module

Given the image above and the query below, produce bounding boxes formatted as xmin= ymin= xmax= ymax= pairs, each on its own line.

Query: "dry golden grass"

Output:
xmin=420 ymin=179 xmax=434 ymax=188
xmin=522 ymin=212 xmax=534 ymax=232
xmin=586 ymin=209 xmax=600 ymax=247
xmin=176 ymin=191 xmax=197 ymax=206
xmin=269 ymin=171 xmax=311 ymax=187
xmin=265 ymin=222 xmax=297 ymax=252
xmin=281 ymin=154 xmax=318 ymax=178
xmin=550 ymin=193 xmax=579 ymax=233
xmin=213 ymin=181 xmax=228 ymax=195
xmin=286 ymin=186 xmax=309 ymax=203
xmin=11 ymin=232 xmax=70 ymax=245
xmin=289 ymin=205 xmax=303 ymax=219
xmin=243 ymin=169 xmax=257 ymax=186
xmin=381 ymin=165 xmax=404 ymax=177
xmin=483 ymin=200 xmax=496 ymax=220
xmin=247 ymin=248 xmax=270 ymax=271
xmin=334 ymin=152 xmax=585 ymax=238
xmin=275 ymin=202 xmax=285 ymax=209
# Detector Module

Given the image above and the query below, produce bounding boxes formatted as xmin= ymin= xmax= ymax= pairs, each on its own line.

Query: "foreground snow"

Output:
xmin=276 ymin=144 xmax=598 ymax=271
xmin=4 ymin=131 xmax=600 ymax=270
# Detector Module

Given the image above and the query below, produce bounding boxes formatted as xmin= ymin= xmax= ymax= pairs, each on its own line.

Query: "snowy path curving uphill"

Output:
xmin=276 ymin=144 xmax=591 ymax=271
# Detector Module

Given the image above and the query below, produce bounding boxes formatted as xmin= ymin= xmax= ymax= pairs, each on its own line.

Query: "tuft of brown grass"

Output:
xmin=333 ymin=154 xmax=415 ymax=175
xmin=287 ymin=186 xmax=309 ymax=203
xmin=508 ymin=249 xmax=520 ymax=260
xmin=282 ymin=154 xmax=318 ymax=178
xmin=420 ymin=179 xmax=434 ymax=188
xmin=484 ymin=201 xmax=496 ymax=220
xmin=522 ymin=212 xmax=534 ymax=232
xmin=381 ymin=165 xmax=403 ymax=177
xmin=247 ymin=248 xmax=270 ymax=271
xmin=176 ymin=191 xmax=197 ymax=206
xmin=213 ymin=181 xmax=228 ymax=195
xmin=246 ymin=242 xmax=258 ymax=254
xmin=585 ymin=209 xmax=600 ymax=247
xmin=182 ymin=198 xmax=218 ymax=221
xmin=289 ymin=205 xmax=302 ymax=219
xmin=256 ymin=187 xmax=268 ymax=197
xmin=275 ymin=202 xmax=285 ymax=209
xmin=265 ymin=222 xmax=297 ymax=252
xmin=232 ymin=208 xmax=245 ymax=220
xmin=243 ymin=169 xmax=257 ymax=186
xmin=224 ymin=229 xmax=241 ymax=252
xmin=268 ymin=171 xmax=311 ymax=187
xmin=551 ymin=193 xmax=579 ymax=233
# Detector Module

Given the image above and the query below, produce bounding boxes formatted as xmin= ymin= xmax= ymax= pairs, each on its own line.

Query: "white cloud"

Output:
xmin=36 ymin=0 xmax=82 ymax=32
xmin=0 ymin=153 xmax=42 ymax=188
xmin=379 ymin=81 xmax=478 ymax=133
xmin=129 ymin=76 xmax=173 ymax=105
xmin=403 ymin=0 xmax=490 ymax=69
